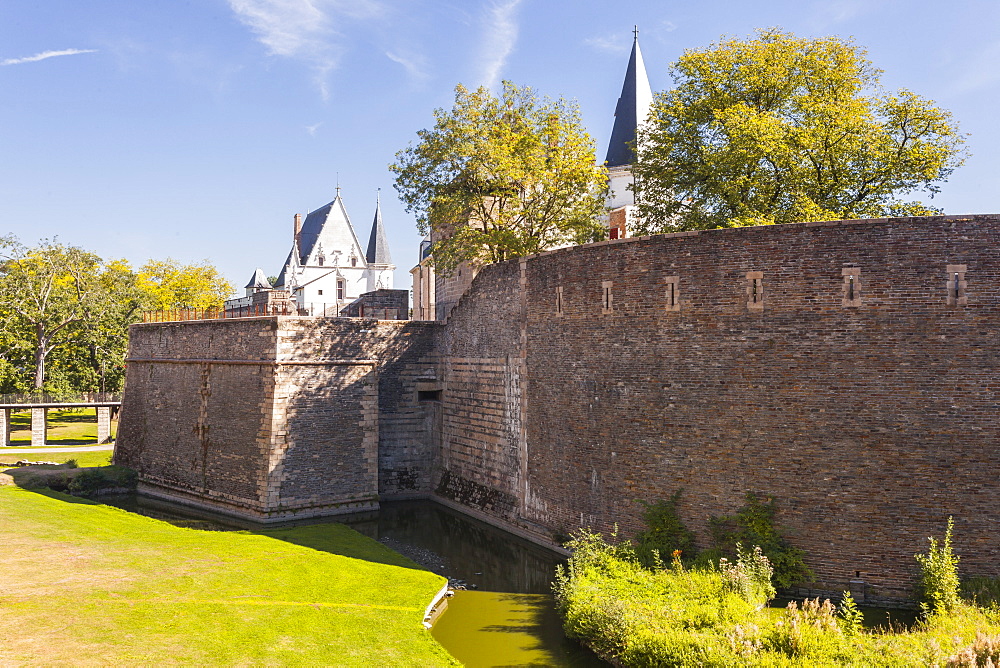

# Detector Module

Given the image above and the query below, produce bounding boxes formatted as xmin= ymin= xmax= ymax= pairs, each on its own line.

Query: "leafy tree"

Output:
xmin=0 ymin=240 xmax=105 ymax=390
xmin=137 ymin=258 xmax=234 ymax=310
xmin=77 ymin=260 xmax=147 ymax=392
xmin=707 ymin=491 xmax=813 ymax=589
xmin=915 ymin=516 xmax=961 ymax=615
xmin=391 ymin=81 xmax=607 ymax=275
xmin=0 ymin=240 xmax=232 ymax=394
xmin=633 ymin=30 xmax=968 ymax=233
xmin=633 ymin=491 xmax=697 ymax=568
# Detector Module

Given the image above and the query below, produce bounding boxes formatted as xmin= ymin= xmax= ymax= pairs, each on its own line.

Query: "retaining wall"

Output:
xmin=436 ymin=214 xmax=1000 ymax=603
xmin=116 ymin=317 xmax=438 ymax=521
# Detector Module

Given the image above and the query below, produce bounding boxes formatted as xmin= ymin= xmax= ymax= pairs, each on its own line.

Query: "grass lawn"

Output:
xmin=0 ymin=485 xmax=457 ymax=666
xmin=0 ymin=451 xmax=113 ymax=467
xmin=7 ymin=408 xmax=118 ymax=445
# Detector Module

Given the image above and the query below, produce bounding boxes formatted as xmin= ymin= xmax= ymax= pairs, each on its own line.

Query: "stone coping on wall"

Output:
xmin=519 ymin=213 xmax=1000 ymax=261
xmin=128 ymin=315 xmax=438 ymax=327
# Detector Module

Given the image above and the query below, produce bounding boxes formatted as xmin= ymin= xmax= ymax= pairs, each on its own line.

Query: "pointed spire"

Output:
xmin=605 ymin=28 xmax=653 ymax=167
xmin=366 ymin=189 xmax=392 ymax=265
xmin=245 ymin=267 xmax=271 ymax=290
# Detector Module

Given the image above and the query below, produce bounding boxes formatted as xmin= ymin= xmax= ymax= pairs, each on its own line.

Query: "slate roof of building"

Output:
xmin=273 ymin=240 xmax=297 ymax=289
xmin=245 ymin=267 xmax=271 ymax=289
xmin=366 ymin=193 xmax=392 ymax=265
xmin=297 ymin=193 xmax=364 ymax=265
xmin=605 ymin=34 xmax=653 ymax=168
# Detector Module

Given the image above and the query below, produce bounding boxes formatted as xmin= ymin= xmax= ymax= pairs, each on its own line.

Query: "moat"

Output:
xmin=102 ymin=495 xmax=606 ymax=667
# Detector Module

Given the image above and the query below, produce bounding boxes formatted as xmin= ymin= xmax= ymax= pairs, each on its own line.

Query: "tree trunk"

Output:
xmin=33 ymin=327 xmax=47 ymax=390
xmin=34 ymin=345 xmax=45 ymax=390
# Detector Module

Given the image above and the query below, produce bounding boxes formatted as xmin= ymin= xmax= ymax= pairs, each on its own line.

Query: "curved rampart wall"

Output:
xmin=436 ymin=214 xmax=1000 ymax=603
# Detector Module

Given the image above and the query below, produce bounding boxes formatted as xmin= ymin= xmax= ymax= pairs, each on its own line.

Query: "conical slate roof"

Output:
xmin=365 ymin=192 xmax=392 ymax=265
xmin=245 ymin=267 xmax=271 ymax=289
xmin=297 ymin=193 xmax=365 ymax=265
xmin=273 ymin=238 xmax=298 ymax=289
xmin=605 ymin=32 xmax=653 ymax=168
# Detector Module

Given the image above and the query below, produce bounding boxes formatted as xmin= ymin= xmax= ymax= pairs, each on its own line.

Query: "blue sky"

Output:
xmin=2 ymin=0 xmax=998 ymax=293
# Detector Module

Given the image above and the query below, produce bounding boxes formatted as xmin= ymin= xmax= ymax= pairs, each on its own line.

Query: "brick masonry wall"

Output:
xmin=339 ymin=289 xmax=409 ymax=319
xmin=117 ymin=317 xmax=439 ymax=520
xmin=273 ymin=319 xmax=441 ymax=500
xmin=116 ymin=319 xmax=278 ymax=515
xmin=435 ymin=260 xmax=529 ymax=524
xmin=437 ymin=215 xmax=1000 ymax=603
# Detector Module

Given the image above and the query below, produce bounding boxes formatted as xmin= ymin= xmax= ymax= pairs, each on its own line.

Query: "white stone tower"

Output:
xmin=605 ymin=28 xmax=653 ymax=239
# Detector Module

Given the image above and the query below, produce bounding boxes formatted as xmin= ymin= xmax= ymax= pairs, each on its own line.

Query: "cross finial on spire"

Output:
xmin=633 ymin=25 xmax=639 ymax=40
xmin=336 ymin=172 xmax=341 ymax=196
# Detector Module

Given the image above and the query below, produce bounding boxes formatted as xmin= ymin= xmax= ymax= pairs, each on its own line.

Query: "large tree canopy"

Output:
xmin=137 ymin=258 xmax=233 ymax=311
xmin=0 ymin=240 xmax=106 ymax=390
xmin=391 ymin=81 xmax=607 ymax=275
xmin=632 ymin=30 xmax=968 ymax=233
xmin=0 ymin=239 xmax=233 ymax=395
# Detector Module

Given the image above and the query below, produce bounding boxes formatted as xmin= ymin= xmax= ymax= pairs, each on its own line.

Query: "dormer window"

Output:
xmin=317 ymin=254 xmax=325 ymax=267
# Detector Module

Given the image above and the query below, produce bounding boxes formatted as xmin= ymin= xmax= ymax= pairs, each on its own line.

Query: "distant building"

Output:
xmin=274 ymin=190 xmax=395 ymax=315
xmin=410 ymin=31 xmax=654 ymax=320
xmin=410 ymin=239 xmax=436 ymax=321
xmin=223 ymin=268 xmax=294 ymax=316
xmin=605 ymin=30 xmax=653 ymax=239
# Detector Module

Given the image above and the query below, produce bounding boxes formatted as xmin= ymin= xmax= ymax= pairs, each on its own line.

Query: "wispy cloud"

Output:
xmin=586 ymin=22 xmax=674 ymax=54
xmin=477 ymin=0 xmax=523 ymax=89
xmin=1 ymin=49 xmax=97 ymax=67
xmin=948 ymin=40 xmax=1000 ymax=96
xmin=228 ymin=0 xmax=384 ymax=99
xmin=805 ymin=0 xmax=876 ymax=30
xmin=386 ymin=49 xmax=430 ymax=83
xmin=585 ymin=32 xmax=631 ymax=54
xmin=305 ymin=122 xmax=323 ymax=136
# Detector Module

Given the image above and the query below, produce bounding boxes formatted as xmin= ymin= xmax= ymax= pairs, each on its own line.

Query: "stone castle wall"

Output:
xmin=435 ymin=214 xmax=1000 ymax=603
xmin=117 ymin=317 xmax=438 ymax=521
xmin=116 ymin=214 xmax=1000 ymax=603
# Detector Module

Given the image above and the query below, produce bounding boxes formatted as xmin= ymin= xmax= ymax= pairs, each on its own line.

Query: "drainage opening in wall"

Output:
xmin=418 ymin=389 xmax=442 ymax=402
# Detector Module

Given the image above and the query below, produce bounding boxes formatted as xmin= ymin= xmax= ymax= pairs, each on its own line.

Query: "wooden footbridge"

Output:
xmin=0 ymin=394 xmax=121 ymax=447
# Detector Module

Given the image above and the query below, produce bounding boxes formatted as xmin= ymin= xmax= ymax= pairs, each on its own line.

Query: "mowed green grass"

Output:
xmin=0 ymin=486 xmax=457 ymax=666
xmin=0 ymin=451 xmax=113 ymax=467
xmin=7 ymin=408 xmax=117 ymax=445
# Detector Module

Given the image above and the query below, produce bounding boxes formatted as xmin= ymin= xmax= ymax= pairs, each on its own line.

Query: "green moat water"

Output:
xmin=102 ymin=495 xmax=605 ymax=666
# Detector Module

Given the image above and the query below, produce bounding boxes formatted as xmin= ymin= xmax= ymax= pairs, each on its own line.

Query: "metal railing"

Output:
xmin=0 ymin=392 xmax=122 ymax=405
xmin=140 ymin=302 xmax=406 ymax=322
xmin=142 ymin=304 xmax=298 ymax=322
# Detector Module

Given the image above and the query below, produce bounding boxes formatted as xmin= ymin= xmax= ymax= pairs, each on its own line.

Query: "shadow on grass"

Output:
xmin=259 ymin=523 xmax=425 ymax=570
xmin=6 ymin=438 xmax=112 ymax=446
xmin=24 ymin=484 xmax=432 ymax=571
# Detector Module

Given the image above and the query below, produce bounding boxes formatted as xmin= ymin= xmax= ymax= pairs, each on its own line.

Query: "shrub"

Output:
xmin=947 ymin=632 xmax=1000 ymax=667
xmin=66 ymin=466 xmax=137 ymax=496
xmin=915 ymin=516 xmax=961 ymax=615
xmin=555 ymin=525 xmax=1000 ymax=667
xmin=766 ymin=597 xmax=852 ymax=660
xmin=707 ymin=492 xmax=813 ymax=588
xmin=633 ymin=491 xmax=696 ymax=568
xmin=836 ymin=591 xmax=864 ymax=636
xmin=719 ymin=544 xmax=775 ymax=607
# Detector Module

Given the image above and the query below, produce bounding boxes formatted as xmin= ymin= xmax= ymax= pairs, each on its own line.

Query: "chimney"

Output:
xmin=294 ymin=213 xmax=302 ymax=247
